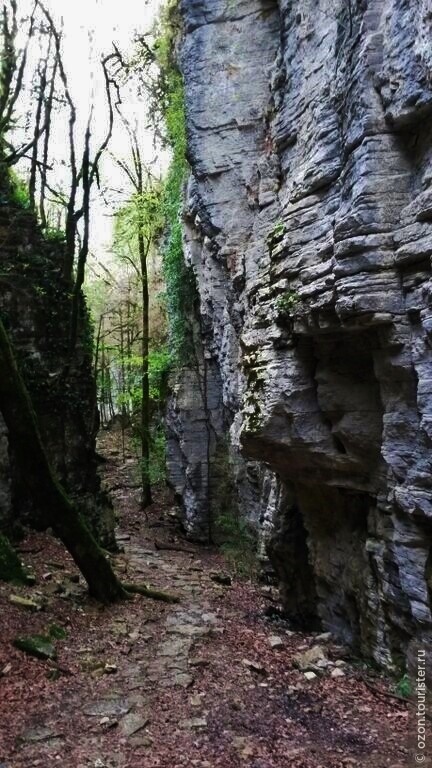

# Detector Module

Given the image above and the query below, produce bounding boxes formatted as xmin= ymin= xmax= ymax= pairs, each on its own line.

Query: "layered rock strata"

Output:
xmin=167 ymin=0 xmax=432 ymax=666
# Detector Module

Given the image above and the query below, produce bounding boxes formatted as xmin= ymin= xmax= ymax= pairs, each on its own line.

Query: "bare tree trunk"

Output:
xmin=100 ymin=338 xmax=107 ymax=426
xmin=91 ymin=314 xmax=104 ymax=434
xmin=106 ymin=359 xmax=115 ymax=422
xmin=139 ymin=224 xmax=152 ymax=508
xmin=0 ymin=316 xmax=127 ymax=604
xmin=39 ymin=56 xmax=57 ymax=229
xmin=126 ymin=287 xmax=132 ymax=411
xmin=119 ymin=308 xmax=126 ymax=463
xmin=29 ymin=62 xmax=46 ymax=208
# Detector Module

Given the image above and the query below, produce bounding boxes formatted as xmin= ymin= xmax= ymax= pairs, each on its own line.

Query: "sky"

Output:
xmin=17 ymin=0 xmax=164 ymax=269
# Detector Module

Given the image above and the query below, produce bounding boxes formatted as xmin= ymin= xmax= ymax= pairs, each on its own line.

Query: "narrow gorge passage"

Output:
xmin=0 ymin=433 xmax=409 ymax=768
xmin=0 ymin=0 xmax=431 ymax=765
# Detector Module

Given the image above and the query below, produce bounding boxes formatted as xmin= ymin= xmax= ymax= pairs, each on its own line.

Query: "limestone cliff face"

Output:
xmin=0 ymin=197 xmax=115 ymax=547
xmin=167 ymin=0 xmax=432 ymax=667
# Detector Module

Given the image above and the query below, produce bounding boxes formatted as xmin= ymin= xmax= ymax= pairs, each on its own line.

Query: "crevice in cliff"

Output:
xmin=267 ymin=480 xmax=320 ymax=631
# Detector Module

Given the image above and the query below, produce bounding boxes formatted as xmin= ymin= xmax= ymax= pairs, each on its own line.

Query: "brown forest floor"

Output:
xmin=0 ymin=430 xmax=414 ymax=768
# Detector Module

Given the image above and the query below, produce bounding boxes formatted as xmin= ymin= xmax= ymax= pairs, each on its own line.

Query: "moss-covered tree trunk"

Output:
xmin=0 ymin=316 xmax=127 ymax=603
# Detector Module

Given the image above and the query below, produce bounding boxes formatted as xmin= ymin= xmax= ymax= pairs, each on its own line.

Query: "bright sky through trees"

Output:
xmin=18 ymin=0 xmax=163 ymax=261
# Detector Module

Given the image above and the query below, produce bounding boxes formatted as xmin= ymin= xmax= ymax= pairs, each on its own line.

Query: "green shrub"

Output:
xmin=395 ymin=674 xmax=412 ymax=699
xmin=44 ymin=226 xmax=66 ymax=244
xmin=9 ymin=169 xmax=30 ymax=209
xmin=131 ymin=426 xmax=167 ymax=486
xmin=154 ymin=1 xmax=196 ymax=363
xmin=267 ymin=220 xmax=285 ymax=243
xmin=275 ymin=290 xmax=299 ymax=315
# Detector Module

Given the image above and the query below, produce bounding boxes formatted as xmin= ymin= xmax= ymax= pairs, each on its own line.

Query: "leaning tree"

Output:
xmin=0 ymin=1 xmax=176 ymax=603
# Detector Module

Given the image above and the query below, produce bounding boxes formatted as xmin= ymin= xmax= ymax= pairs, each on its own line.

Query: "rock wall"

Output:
xmin=167 ymin=0 xmax=432 ymax=667
xmin=0 ymin=194 xmax=115 ymax=547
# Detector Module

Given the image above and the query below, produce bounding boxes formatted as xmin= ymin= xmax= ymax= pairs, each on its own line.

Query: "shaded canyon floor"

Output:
xmin=0 ymin=433 xmax=412 ymax=767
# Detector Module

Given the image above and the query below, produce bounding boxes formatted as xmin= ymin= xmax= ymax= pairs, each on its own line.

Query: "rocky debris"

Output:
xmin=0 ymin=431 xmax=410 ymax=766
xmin=232 ymin=736 xmax=255 ymax=759
xmin=268 ymin=635 xmax=284 ymax=649
xmin=331 ymin=668 xmax=346 ymax=679
xmin=242 ymin=659 xmax=267 ymax=675
xmin=118 ymin=713 xmax=149 ymax=737
xmin=99 ymin=717 xmax=118 ymax=731
xmin=103 ymin=663 xmax=118 ymax=674
xmin=79 ymin=654 xmax=105 ymax=674
xmin=8 ymin=595 xmax=41 ymax=611
xmin=189 ymin=657 xmax=209 ymax=668
xmin=303 ymin=671 xmax=318 ymax=681
xmin=294 ymin=645 xmax=326 ymax=671
xmin=292 ymin=644 xmax=351 ymax=680
xmin=180 ymin=718 xmax=207 ymax=730
xmin=83 ymin=699 xmax=131 ymax=718
xmin=19 ymin=726 xmax=63 ymax=745
xmin=146 ymin=606 xmax=220 ymax=689
xmin=209 ymin=572 xmax=232 ymax=586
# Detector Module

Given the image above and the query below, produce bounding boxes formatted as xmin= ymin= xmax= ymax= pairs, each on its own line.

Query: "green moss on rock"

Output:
xmin=0 ymin=532 xmax=27 ymax=584
xmin=13 ymin=634 xmax=57 ymax=660
xmin=48 ymin=623 xmax=68 ymax=640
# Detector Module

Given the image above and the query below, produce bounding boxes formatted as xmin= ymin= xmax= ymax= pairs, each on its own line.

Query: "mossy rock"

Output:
xmin=9 ymin=595 xmax=40 ymax=611
xmin=13 ymin=634 xmax=57 ymax=661
xmin=0 ymin=532 xmax=27 ymax=584
xmin=48 ymin=623 xmax=68 ymax=640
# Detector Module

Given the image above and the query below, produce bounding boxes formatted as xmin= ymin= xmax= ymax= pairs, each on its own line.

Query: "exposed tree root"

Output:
xmin=123 ymin=582 xmax=180 ymax=603
xmin=360 ymin=675 xmax=432 ymax=721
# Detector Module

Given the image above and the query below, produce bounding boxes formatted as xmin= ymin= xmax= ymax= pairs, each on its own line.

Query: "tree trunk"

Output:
xmin=0 ymin=317 xmax=127 ymax=604
xmin=138 ymin=225 xmax=152 ymax=508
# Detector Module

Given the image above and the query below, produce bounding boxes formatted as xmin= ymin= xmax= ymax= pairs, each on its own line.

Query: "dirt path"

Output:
xmin=0 ymin=434 xmax=411 ymax=767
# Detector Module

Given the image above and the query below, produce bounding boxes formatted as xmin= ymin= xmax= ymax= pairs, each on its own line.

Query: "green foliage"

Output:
xmin=113 ymin=185 xmax=164 ymax=262
xmin=267 ymin=219 xmax=285 ymax=243
xmin=105 ymin=346 xmax=171 ymax=415
xmin=217 ymin=511 xmax=258 ymax=579
xmin=9 ymin=169 xmax=30 ymax=209
xmin=395 ymin=674 xmax=412 ymax=699
xmin=44 ymin=226 xmax=66 ymax=244
xmin=153 ymin=1 xmax=196 ymax=362
xmin=131 ymin=425 xmax=167 ymax=486
xmin=123 ymin=0 xmax=194 ymax=362
xmin=275 ymin=290 xmax=299 ymax=315
xmin=149 ymin=347 xmax=171 ymax=400
xmin=48 ymin=623 xmax=68 ymax=640
xmin=266 ymin=219 xmax=286 ymax=255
